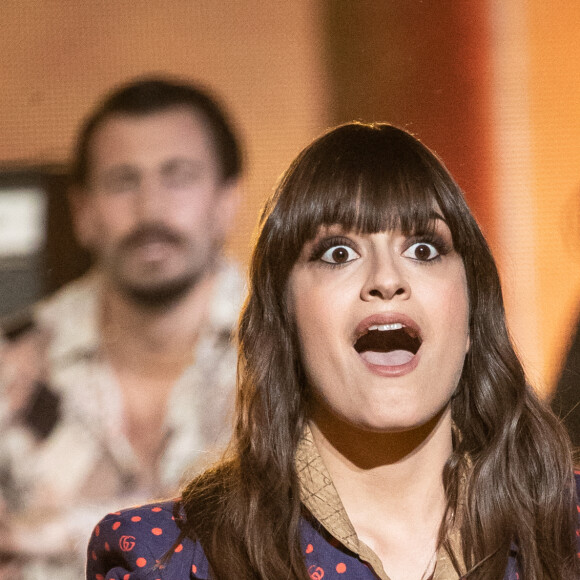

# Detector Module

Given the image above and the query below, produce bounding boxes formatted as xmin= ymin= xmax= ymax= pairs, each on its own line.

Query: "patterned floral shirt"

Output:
xmin=0 ymin=262 xmax=244 ymax=580
xmin=87 ymin=429 xmax=580 ymax=579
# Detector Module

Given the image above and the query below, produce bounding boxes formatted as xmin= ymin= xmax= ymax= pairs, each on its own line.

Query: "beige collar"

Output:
xmin=295 ymin=425 xmax=464 ymax=580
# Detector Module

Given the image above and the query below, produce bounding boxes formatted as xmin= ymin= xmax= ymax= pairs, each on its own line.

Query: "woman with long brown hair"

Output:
xmin=88 ymin=122 xmax=579 ymax=579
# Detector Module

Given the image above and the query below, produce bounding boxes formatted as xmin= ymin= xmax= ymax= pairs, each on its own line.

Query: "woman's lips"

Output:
xmin=353 ymin=313 xmax=422 ymax=376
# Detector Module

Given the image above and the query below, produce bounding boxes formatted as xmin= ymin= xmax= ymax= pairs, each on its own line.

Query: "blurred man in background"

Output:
xmin=0 ymin=77 xmax=244 ymax=579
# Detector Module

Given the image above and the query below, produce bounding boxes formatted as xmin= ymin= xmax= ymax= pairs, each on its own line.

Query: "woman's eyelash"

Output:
xmin=308 ymin=236 xmax=355 ymax=262
xmin=406 ymin=232 xmax=452 ymax=256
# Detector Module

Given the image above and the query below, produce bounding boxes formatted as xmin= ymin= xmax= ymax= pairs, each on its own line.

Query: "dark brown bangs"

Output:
xmin=266 ymin=123 xmax=452 ymax=265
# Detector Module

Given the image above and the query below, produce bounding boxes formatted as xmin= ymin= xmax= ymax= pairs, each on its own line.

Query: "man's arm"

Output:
xmin=0 ymin=314 xmax=58 ymax=433
xmin=0 ymin=320 xmax=63 ymax=569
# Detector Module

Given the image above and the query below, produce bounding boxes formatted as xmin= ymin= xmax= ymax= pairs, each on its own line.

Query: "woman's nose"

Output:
xmin=360 ymin=255 xmax=411 ymax=301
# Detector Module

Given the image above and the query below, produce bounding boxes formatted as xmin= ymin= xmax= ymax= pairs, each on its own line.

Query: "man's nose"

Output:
xmin=134 ymin=176 xmax=164 ymax=219
xmin=360 ymin=253 xmax=411 ymax=301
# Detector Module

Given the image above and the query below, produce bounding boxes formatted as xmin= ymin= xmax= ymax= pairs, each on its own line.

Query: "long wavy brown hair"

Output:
xmin=179 ymin=123 xmax=578 ymax=579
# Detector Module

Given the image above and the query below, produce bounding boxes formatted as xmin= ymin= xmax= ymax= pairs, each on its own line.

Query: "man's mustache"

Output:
xmin=119 ymin=223 xmax=186 ymax=252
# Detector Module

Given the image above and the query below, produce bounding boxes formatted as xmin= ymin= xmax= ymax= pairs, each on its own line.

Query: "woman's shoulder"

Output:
xmin=86 ymin=499 xmax=210 ymax=579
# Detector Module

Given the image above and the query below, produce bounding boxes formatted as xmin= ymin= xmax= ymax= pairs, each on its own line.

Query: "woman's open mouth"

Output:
xmin=354 ymin=322 xmax=422 ymax=368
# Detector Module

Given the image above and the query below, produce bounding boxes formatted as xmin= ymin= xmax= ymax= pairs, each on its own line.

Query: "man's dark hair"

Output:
xmin=71 ymin=76 xmax=242 ymax=186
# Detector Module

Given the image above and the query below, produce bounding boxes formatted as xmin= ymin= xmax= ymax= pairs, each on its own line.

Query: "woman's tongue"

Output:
xmin=360 ymin=349 xmax=414 ymax=366
xmin=354 ymin=328 xmax=420 ymax=367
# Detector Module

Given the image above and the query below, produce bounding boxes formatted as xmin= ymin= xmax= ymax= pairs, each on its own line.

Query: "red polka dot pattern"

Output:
xmin=86 ymin=482 xmax=580 ymax=580
xmin=88 ymin=500 xmax=214 ymax=579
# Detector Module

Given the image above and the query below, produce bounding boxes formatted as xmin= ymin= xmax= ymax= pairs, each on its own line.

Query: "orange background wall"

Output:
xmin=483 ymin=1 xmax=580 ymax=392
xmin=526 ymin=2 xmax=580 ymax=388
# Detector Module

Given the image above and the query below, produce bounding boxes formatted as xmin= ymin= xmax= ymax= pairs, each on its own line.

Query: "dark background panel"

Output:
xmin=0 ymin=166 xmax=91 ymax=317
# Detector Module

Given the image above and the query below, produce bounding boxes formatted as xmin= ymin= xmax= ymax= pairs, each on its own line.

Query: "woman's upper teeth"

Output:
xmin=368 ymin=323 xmax=404 ymax=331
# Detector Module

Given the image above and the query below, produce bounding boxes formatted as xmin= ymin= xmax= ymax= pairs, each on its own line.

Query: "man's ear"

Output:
xmin=213 ymin=178 xmax=241 ymax=238
xmin=67 ymin=186 xmax=95 ymax=251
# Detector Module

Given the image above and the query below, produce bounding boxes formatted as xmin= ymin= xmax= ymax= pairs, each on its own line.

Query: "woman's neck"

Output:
xmin=309 ymin=407 xmax=453 ymax=580
xmin=309 ymin=404 xmax=452 ymax=469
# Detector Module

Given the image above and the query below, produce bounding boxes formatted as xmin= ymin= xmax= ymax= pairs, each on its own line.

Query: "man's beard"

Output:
xmin=108 ymin=223 xmax=209 ymax=309
xmin=119 ymin=272 xmax=200 ymax=308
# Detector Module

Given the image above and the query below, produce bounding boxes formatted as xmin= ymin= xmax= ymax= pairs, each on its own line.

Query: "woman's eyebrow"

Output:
xmin=429 ymin=211 xmax=448 ymax=224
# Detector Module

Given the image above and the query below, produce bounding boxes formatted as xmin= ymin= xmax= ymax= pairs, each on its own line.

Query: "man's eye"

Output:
xmin=320 ymin=245 xmax=359 ymax=264
xmin=402 ymin=242 xmax=439 ymax=261
xmin=162 ymin=161 xmax=203 ymax=188
xmin=100 ymin=171 xmax=140 ymax=193
xmin=164 ymin=167 xmax=199 ymax=188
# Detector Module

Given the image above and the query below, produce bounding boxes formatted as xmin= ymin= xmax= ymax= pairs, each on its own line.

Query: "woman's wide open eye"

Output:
xmin=402 ymin=242 xmax=440 ymax=262
xmin=320 ymin=245 xmax=360 ymax=264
